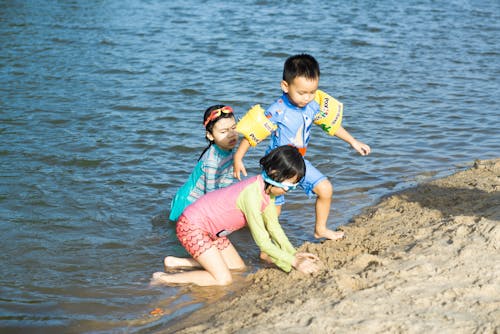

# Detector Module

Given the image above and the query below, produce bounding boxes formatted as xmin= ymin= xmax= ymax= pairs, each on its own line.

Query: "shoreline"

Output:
xmin=162 ymin=158 xmax=500 ymax=333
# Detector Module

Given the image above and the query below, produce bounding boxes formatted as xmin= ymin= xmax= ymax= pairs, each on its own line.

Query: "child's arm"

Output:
xmin=233 ymin=138 xmax=251 ymax=180
xmin=234 ymin=104 xmax=277 ymax=180
xmin=238 ymin=188 xmax=297 ymax=272
xmin=334 ymin=126 xmax=371 ymax=156
xmin=258 ymin=202 xmax=321 ymax=274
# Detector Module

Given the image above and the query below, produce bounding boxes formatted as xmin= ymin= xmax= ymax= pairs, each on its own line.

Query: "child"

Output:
xmin=169 ymin=105 xmax=239 ymax=222
xmin=233 ymin=54 xmax=371 ymax=241
xmin=152 ymin=146 xmax=322 ymax=286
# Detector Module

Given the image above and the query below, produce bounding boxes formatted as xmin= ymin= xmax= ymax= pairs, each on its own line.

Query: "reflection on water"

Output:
xmin=0 ymin=0 xmax=499 ymax=332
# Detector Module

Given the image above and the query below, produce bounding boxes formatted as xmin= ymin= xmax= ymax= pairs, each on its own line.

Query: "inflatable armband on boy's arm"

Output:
xmin=313 ymin=89 xmax=343 ymax=136
xmin=236 ymin=104 xmax=277 ymax=147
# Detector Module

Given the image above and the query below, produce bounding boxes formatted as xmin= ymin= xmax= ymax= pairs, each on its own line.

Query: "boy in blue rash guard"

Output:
xmin=233 ymin=54 xmax=371 ymax=241
xmin=169 ymin=105 xmax=238 ymax=222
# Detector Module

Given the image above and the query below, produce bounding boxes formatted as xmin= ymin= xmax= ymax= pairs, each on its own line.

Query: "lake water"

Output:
xmin=1 ymin=0 xmax=499 ymax=332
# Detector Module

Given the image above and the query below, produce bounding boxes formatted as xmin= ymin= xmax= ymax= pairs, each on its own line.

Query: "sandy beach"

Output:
xmin=164 ymin=158 xmax=500 ymax=333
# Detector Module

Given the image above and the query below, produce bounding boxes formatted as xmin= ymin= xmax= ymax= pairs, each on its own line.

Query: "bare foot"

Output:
xmin=314 ymin=229 xmax=345 ymax=240
xmin=150 ymin=272 xmax=171 ymax=286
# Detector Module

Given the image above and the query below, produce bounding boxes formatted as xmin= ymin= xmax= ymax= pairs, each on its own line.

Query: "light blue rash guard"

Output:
xmin=264 ymin=93 xmax=327 ymax=204
xmin=169 ymin=144 xmax=235 ymax=221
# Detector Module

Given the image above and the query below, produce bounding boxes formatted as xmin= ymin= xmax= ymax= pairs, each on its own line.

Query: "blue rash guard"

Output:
xmin=264 ymin=93 xmax=327 ymax=204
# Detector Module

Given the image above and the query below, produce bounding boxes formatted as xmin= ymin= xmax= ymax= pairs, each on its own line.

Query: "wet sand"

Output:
xmin=164 ymin=158 xmax=500 ymax=333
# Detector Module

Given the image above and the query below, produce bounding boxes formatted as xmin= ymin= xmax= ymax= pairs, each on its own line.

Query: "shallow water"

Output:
xmin=1 ymin=0 xmax=499 ymax=332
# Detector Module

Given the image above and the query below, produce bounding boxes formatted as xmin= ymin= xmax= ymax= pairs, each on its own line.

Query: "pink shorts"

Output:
xmin=176 ymin=215 xmax=230 ymax=259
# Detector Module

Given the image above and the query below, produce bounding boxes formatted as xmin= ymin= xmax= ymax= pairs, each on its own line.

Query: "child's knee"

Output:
xmin=314 ymin=179 xmax=333 ymax=198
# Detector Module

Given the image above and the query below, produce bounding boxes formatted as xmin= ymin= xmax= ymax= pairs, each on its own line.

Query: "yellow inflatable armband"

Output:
xmin=236 ymin=104 xmax=277 ymax=147
xmin=313 ymin=89 xmax=343 ymax=136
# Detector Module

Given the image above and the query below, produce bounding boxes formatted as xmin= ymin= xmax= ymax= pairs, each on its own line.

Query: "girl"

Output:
xmin=169 ymin=105 xmax=238 ymax=222
xmin=153 ymin=146 xmax=322 ymax=286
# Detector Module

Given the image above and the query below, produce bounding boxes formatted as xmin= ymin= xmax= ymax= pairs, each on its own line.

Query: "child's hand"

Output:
xmin=293 ymin=252 xmax=322 ymax=274
xmin=351 ymin=139 xmax=371 ymax=156
xmin=295 ymin=252 xmax=320 ymax=262
xmin=233 ymin=159 xmax=247 ymax=180
xmin=294 ymin=257 xmax=320 ymax=274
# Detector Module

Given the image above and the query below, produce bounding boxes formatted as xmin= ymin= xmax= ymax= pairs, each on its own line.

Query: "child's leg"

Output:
xmin=220 ymin=242 xmax=246 ymax=270
xmin=275 ymin=204 xmax=282 ymax=216
xmin=164 ymin=240 xmax=245 ymax=270
xmin=153 ymin=216 xmax=244 ymax=286
xmin=164 ymin=256 xmax=201 ymax=270
xmin=313 ymin=179 xmax=345 ymax=240
xmin=152 ymin=245 xmax=233 ymax=286
xmin=301 ymin=160 xmax=344 ymax=240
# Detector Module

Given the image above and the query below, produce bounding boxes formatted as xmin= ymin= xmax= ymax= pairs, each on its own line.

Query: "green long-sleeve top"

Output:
xmin=182 ymin=175 xmax=297 ymax=272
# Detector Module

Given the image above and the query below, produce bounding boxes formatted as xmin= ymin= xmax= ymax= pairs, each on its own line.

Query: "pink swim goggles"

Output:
xmin=203 ymin=106 xmax=233 ymax=127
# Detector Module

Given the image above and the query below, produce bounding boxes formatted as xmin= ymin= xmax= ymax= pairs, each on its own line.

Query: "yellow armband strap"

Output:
xmin=236 ymin=104 xmax=277 ymax=147
xmin=313 ymin=89 xmax=343 ymax=136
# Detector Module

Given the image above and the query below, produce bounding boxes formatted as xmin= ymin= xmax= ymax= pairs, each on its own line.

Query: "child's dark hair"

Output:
xmin=260 ymin=146 xmax=305 ymax=184
xmin=282 ymin=54 xmax=320 ymax=84
xmin=199 ymin=104 xmax=235 ymax=160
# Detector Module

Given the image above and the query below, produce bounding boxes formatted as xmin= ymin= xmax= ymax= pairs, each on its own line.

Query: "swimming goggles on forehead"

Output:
xmin=261 ymin=171 xmax=299 ymax=192
xmin=203 ymin=106 xmax=233 ymax=127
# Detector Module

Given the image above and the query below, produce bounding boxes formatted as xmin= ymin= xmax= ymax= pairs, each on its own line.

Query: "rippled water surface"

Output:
xmin=1 ymin=0 xmax=499 ymax=332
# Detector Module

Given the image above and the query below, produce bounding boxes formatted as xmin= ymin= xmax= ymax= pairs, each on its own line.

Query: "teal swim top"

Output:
xmin=169 ymin=144 xmax=235 ymax=221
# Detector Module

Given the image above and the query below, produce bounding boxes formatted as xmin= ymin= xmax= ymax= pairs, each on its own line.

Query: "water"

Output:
xmin=1 ymin=0 xmax=499 ymax=332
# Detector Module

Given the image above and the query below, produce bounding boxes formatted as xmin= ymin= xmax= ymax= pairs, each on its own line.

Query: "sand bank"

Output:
xmin=165 ymin=158 xmax=500 ymax=333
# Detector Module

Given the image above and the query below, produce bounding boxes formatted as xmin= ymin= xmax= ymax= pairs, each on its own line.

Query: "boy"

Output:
xmin=233 ymin=53 xmax=371 ymax=241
